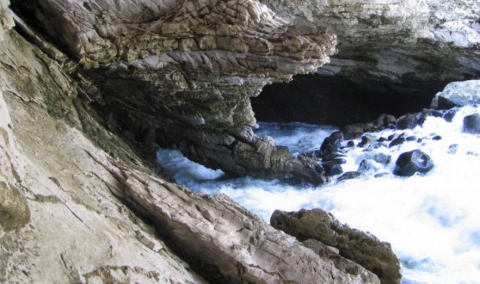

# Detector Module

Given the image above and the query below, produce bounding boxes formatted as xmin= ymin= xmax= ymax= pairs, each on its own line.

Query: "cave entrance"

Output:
xmin=251 ymin=73 xmax=439 ymax=127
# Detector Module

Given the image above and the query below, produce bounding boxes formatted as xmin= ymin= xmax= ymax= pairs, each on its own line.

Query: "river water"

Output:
xmin=157 ymin=105 xmax=480 ymax=284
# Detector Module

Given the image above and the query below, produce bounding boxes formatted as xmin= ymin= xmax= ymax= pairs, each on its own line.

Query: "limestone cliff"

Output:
xmin=254 ymin=0 xmax=480 ymax=125
xmin=11 ymin=0 xmax=337 ymax=184
xmin=0 ymin=1 xmax=384 ymax=283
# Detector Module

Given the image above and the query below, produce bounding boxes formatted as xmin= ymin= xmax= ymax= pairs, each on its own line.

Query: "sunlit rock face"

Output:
xmin=0 ymin=4 xmax=382 ymax=283
xmin=254 ymin=0 xmax=480 ymax=125
xmin=12 ymin=0 xmax=336 ymax=184
xmin=271 ymin=208 xmax=402 ymax=284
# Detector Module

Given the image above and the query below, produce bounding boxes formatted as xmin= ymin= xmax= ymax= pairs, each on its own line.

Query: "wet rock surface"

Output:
xmin=394 ymin=150 xmax=434 ymax=177
xmin=0 ymin=22 xmax=379 ymax=284
xmin=462 ymin=113 xmax=480 ymax=134
xmin=271 ymin=208 xmax=402 ymax=284
xmin=431 ymin=80 xmax=480 ymax=109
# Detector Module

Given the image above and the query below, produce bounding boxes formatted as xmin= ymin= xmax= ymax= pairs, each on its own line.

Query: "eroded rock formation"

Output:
xmin=0 ymin=1 xmax=389 ymax=283
xmin=254 ymin=0 xmax=480 ymax=125
xmin=11 ymin=0 xmax=336 ymax=184
xmin=271 ymin=208 xmax=402 ymax=284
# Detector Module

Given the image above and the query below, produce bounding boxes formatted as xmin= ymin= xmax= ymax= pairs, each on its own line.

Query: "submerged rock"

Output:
xmin=337 ymin=171 xmax=362 ymax=181
xmin=370 ymin=153 xmax=392 ymax=165
xmin=323 ymin=161 xmax=344 ymax=176
xmin=358 ymin=159 xmax=380 ymax=175
xmin=394 ymin=150 xmax=434 ymax=177
xmin=462 ymin=114 xmax=480 ymax=134
xmin=271 ymin=208 xmax=402 ymax=284
xmin=389 ymin=137 xmax=406 ymax=148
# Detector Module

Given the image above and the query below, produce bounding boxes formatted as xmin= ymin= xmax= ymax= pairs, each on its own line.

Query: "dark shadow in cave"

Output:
xmin=251 ymin=73 xmax=449 ymax=127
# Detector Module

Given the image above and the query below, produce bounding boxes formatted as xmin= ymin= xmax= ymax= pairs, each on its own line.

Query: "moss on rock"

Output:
xmin=0 ymin=181 xmax=30 ymax=231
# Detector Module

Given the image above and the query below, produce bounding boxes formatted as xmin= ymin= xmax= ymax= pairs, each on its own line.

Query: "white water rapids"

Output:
xmin=157 ymin=105 xmax=480 ymax=284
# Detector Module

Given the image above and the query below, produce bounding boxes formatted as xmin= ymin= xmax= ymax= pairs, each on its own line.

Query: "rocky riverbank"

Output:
xmin=1 ymin=0 xmax=381 ymax=283
xmin=1 ymin=0 xmax=478 ymax=283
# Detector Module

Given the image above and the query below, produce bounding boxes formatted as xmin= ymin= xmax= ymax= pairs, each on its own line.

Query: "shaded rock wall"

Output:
xmin=0 ymin=29 xmax=204 ymax=283
xmin=254 ymin=0 xmax=480 ymax=125
xmin=0 ymin=10 xmax=382 ymax=283
xmin=12 ymin=0 xmax=336 ymax=184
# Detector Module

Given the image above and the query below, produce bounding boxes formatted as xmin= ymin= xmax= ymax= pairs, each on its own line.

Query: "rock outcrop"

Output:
xmin=11 ymin=0 xmax=336 ymax=184
xmin=431 ymin=80 xmax=480 ymax=109
xmin=271 ymin=208 xmax=402 ymax=284
xmin=0 ymin=1 xmax=387 ymax=283
xmin=253 ymin=0 xmax=480 ymax=125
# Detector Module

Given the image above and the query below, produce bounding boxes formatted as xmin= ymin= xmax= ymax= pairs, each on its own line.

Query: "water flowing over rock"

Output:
xmin=394 ymin=149 xmax=434 ymax=177
xmin=0 ymin=32 xmax=379 ymax=283
xmin=462 ymin=113 xmax=480 ymax=134
xmin=253 ymin=0 xmax=480 ymax=126
xmin=271 ymin=208 xmax=402 ymax=284
xmin=11 ymin=0 xmax=335 ymax=184
xmin=0 ymin=1 xmax=386 ymax=283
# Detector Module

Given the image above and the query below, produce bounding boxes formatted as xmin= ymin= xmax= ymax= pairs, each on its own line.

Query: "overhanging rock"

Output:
xmin=13 ymin=0 xmax=337 ymax=184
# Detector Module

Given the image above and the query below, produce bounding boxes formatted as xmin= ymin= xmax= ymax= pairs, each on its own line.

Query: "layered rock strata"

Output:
xmin=12 ymin=0 xmax=336 ymax=184
xmin=0 ymin=14 xmax=381 ymax=283
xmin=254 ymin=0 xmax=480 ymax=125
xmin=271 ymin=208 xmax=402 ymax=284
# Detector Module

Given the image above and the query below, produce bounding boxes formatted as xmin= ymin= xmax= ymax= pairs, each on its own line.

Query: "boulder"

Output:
xmin=337 ymin=171 xmax=362 ymax=181
xmin=320 ymin=153 xmax=347 ymax=164
xmin=342 ymin=124 xmax=368 ymax=139
xmin=397 ymin=113 xmax=422 ymax=130
xmin=323 ymin=161 xmax=344 ymax=176
xmin=394 ymin=150 xmax=434 ymax=177
xmin=374 ymin=114 xmax=397 ymax=130
xmin=358 ymin=134 xmax=375 ymax=148
xmin=431 ymin=80 xmax=480 ymax=109
xmin=320 ymin=131 xmax=344 ymax=154
xmin=462 ymin=113 xmax=480 ymax=134
xmin=358 ymin=159 xmax=380 ymax=175
xmin=389 ymin=137 xmax=406 ymax=148
xmin=271 ymin=209 xmax=402 ymax=284
xmin=370 ymin=153 xmax=392 ymax=165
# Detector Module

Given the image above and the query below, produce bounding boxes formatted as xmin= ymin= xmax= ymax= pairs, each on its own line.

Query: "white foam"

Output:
xmin=156 ymin=105 xmax=480 ymax=284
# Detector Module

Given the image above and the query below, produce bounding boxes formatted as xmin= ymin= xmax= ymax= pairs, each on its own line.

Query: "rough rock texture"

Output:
xmin=271 ymin=208 xmax=402 ymax=284
xmin=431 ymin=80 xmax=480 ymax=109
xmin=253 ymin=0 xmax=480 ymax=125
xmin=12 ymin=0 xmax=336 ymax=184
xmin=0 ymin=4 xmax=383 ymax=283
xmin=0 ymin=29 xmax=204 ymax=284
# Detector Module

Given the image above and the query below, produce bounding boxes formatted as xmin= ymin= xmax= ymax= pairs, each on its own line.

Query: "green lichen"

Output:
xmin=380 ymin=15 xmax=393 ymax=25
xmin=0 ymin=181 xmax=30 ymax=231
xmin=398 ymin=29 xmax=412 ymax=38
xmin=359 ymin=14 xmax=393 ymax=28
xmin=358 ymin=15 xmax=377 ymax=27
